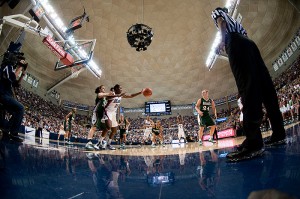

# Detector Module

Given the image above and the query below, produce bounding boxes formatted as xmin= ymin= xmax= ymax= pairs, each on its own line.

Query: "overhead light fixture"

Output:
xmin=205 ymin=0 xmax=238 ymax=70
xmin=33 ymin=0 xmax=101 ymax=78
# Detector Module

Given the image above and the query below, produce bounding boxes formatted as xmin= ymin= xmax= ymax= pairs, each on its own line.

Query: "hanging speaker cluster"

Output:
xmin=126 ymin=23 xmax=153 ymax=52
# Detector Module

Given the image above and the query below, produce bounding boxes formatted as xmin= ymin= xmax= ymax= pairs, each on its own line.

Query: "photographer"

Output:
xmin=0 ymin=52 xmax=27 ymax=142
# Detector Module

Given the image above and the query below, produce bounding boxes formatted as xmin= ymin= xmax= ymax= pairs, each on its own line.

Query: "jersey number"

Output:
xmin=203 ymin=106 xmax=210 ymax=111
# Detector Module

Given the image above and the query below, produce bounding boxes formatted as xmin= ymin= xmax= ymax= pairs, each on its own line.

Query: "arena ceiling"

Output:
xmin=0 ymin=0 xmax=299 ymax=108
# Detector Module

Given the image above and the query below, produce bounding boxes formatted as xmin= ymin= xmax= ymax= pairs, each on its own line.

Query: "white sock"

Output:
xmin=99 ymin=136 xmax=104 ymax=144
xmin=108 ymin=139 xmax=112 ymax=145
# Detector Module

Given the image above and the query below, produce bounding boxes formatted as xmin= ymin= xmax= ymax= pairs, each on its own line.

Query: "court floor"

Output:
xmin=0 ymin=122 xmax=299 ymax=199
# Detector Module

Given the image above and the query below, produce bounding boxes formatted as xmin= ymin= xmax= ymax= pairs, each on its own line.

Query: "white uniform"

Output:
xmin=178 ymin=124 xmax=186 ymax=139
xmin=144 ymin=119 xmax=152 ymax=138
xmin=58 ymin=125 xmax=65 ymax=137
xmin=280 ymin=105 xmax=287 ymax=114
xmin=104 ymin=97 xmax=122 ymax=127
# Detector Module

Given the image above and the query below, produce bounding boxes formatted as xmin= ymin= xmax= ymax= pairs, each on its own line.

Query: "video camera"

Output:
xmin=1 ymin=41 xmax=27 ymax=70
xmin=1 ymin=51 xmax=27 ymax=70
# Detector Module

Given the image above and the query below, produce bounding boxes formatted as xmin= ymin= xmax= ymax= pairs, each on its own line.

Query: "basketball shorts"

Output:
xmin=153 ymin=130 xmax=160 ymax=136
xmin=178 ymin=124 xmax=185 ymax=138
xmin=104 ymin=111 xmax=118 ymax=128
xmin=120 ymin=129 xmax=127 ymax=138
xmin=64 ymin=120 xmax=72 ymax=131
xmin=92 ymin=111 xmax=106 ymax=130
xmin=58 ymin=129 xmax=65 ymax=135
xmin=144 ymin=128 xmax=152 ymax=138
xmin=198 ymin=114 xmax=215 ymax=127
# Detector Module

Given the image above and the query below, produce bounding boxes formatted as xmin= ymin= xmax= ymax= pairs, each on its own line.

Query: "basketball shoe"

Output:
xmin=85 ymin=141 xmax=94 ymax=150
xmin=94 ymin=142 xmax=102 ymax=150
xmin=208 ymin=138 xmax=216 ymax=143
xmin=198 ymin=140 xmax=203 ymax=146
xmin=107 ymin=145 xmax=116 ymax=150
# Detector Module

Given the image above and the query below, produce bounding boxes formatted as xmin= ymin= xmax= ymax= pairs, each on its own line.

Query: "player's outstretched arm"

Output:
xmin=123 ymin=89 xmax=143 ymax=98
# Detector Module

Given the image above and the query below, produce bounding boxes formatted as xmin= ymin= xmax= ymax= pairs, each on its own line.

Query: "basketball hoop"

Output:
xmin=54 ymin=39 xmax=96 ymax=71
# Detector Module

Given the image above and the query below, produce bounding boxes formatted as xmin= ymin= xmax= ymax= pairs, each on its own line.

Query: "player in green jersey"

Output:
xmin=119 ymin=114 xmax=130 ymax=149
xmin=195 ymin=90 xmax=217 ymax=145
xmin=85 ymin=85 xmax=115 ymax=150
xmin=64 ymin=108 xmax=77 ymax=144
xmin=151 ymin=120 xmax=165 ymax=147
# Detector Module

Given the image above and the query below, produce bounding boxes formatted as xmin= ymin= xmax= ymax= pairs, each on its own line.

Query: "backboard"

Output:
xmin=54 ymin=39 xmax=96 ymax=71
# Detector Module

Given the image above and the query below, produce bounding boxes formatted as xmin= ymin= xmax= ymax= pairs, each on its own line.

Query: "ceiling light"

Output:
xmin=205 ymin=0 xmax=238 ymax=69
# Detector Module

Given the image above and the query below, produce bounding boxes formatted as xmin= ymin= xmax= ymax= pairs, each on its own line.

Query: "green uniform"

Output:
xmin=93 ymin=97 xmax=107 ymax=130
xmin=198 ymin=98 xmax=215 ymax=127
xmin=152 ymin=126 xmax=160 ymax=136
xmin=119 ymin=119 xmax=128 ymax=138
xmin=64 ymin=112 xmax=75 ymax=131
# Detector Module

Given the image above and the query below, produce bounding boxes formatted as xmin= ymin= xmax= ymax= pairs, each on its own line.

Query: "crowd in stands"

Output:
xmin=11 ymin=56 xmax=300 ymax=144
xmin=16 ymin=87 xmax=90 ymax=139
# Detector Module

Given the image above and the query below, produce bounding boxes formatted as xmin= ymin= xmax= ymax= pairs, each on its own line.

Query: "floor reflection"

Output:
xmin=0 ymin=123 xmax=299 ymax=199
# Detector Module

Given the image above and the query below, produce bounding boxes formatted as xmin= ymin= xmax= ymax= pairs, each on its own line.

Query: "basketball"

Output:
xmin=143 ymin=88 xmax=152 ymax=97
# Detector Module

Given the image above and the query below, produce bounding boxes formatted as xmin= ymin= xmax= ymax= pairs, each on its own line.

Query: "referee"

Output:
xmin=211 ymin=7 xmax=286 ymax=161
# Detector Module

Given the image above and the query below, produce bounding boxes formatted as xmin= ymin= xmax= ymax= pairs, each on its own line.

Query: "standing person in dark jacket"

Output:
xmin=211 ymin=7 xmax=286 ymax=161
xmin=0 ymin=52 xmax=27 ymax=142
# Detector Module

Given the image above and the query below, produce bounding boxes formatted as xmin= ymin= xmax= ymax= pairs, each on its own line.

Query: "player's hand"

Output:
xmin=218 ymin=41 xmax=226 ymax=53
xmin=198 ymin=111 xmax=203 ymax=116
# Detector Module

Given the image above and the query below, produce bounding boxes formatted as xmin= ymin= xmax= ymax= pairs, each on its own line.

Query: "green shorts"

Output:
xmin=120 ymin=129 xmax=127 ymax=138
xmin=95 ymin=120 xmax=106 ymax=131
xmin=199 ymin=115 xmax=215 ymax=127
xmin=64 ymin=120 xmax=72 ymax=131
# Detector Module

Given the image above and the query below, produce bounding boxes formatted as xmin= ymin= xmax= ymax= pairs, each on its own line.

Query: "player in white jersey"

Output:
xmin=177 ymin=114 xmax=187 ymax=143
xmin=95 ymin=84 xmax=144 ymax=150
xmin=57 ymin=122 xmax=65 ymax=141
xmin=142 ymin=115 xmax=153 ymax=144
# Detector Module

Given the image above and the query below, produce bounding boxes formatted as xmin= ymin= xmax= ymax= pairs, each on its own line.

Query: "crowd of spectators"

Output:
xmin=15 ymin=87 xmax=90 ymax=139
xmin=11 ymin=56 xmax=299 ymax=143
